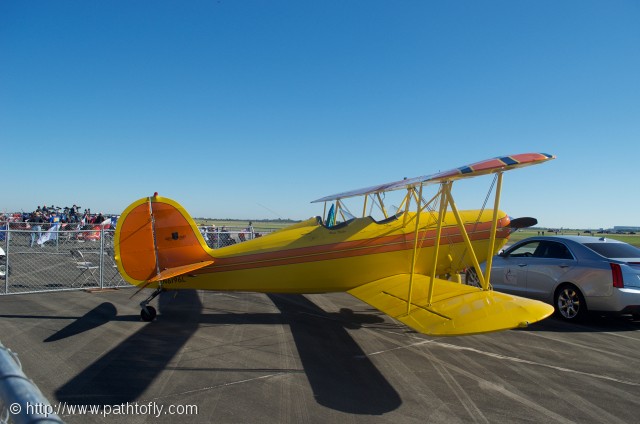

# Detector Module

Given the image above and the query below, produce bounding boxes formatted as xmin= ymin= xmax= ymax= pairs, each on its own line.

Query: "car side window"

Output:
xmin=508 ymin=241 xmax=540 ymax=257
xmin=535 ymin=241 xmax=574 ymax=260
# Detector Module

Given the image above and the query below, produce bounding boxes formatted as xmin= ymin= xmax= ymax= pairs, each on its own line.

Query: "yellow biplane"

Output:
xmin=114 ymin=153 xmax=555 ymax=336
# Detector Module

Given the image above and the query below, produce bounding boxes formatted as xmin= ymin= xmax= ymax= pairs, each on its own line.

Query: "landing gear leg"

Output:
xmin=140 ymin=286 xmax=163 ymax=321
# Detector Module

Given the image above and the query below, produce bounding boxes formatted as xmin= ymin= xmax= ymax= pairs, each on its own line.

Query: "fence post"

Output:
xmin=3 ymin=224 xmax=8 ymax=295
xmin=99 ymin=227 xmax=104 ymax=290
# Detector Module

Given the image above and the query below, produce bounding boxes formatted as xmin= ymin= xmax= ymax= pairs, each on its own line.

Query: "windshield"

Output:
xmin=583 ymin=242 xmax=640 ymax=259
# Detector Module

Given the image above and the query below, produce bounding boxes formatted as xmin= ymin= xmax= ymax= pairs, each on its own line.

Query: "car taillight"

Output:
xmin=610 ymin=263 xmax=624 ymax=288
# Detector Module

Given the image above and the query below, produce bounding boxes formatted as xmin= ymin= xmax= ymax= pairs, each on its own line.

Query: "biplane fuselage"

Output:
xmin=117 ymin=205 xmax=510 ymax=293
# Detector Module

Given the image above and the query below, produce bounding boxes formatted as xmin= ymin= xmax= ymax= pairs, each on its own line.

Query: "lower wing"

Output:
xmin=348 ymin=274 xmax=554 ymax=336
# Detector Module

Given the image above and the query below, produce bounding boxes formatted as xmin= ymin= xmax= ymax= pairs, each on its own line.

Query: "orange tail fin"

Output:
xmin=114 ymin=195 xmax=213 ymax=286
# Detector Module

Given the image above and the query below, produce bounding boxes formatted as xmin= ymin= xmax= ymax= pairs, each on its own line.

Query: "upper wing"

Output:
xmin=312 ymin=152 xmax=555 ymax=203
xmin=348 ymin=274 xmax=554 ymax=336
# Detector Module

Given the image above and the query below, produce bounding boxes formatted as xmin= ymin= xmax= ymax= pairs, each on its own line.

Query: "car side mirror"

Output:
xmin=498 ymin=250 xmax=506 ymax=257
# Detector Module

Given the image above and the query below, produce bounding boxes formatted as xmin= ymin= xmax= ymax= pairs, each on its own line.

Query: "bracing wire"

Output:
xmin=474 ymin=174 xmax=498 ymax=225
xmin=453 ymin=174 xmax=499 ymax=272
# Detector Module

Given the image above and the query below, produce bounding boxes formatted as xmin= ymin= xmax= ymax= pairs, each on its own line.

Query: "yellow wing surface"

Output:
xmin=348 ymin=274 xmax=554 ymax=336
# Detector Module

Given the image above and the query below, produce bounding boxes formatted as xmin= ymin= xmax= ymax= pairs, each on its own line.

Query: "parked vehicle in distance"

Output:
xmin=0 ymin=246 xmax=8 ymax=279
xmin=466 ymin=236 xmax=640 ymax=321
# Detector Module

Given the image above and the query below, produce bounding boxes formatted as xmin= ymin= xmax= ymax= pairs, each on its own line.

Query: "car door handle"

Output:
xmin=517 ymin=263 xmax=527 ymax=267
xmin=559 ymin=264 xmax=570 ymax=268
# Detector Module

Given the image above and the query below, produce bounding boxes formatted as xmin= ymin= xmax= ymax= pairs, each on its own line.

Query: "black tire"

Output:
xmin=554 ymin=284 xmax=587 ymax=321
xmin=141 ymin=306 xmax=157 ymax=322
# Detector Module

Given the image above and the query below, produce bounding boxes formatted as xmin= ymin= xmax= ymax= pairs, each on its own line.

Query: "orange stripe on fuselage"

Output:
xmin=198 ymin=218 xmax=509 ymax=274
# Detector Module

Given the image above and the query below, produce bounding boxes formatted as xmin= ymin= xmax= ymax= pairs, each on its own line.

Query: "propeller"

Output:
xmin=509 ymin=217 xmax=538 ymax=230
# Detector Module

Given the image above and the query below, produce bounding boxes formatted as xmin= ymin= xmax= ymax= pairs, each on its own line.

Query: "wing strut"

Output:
xmin=426 ymin=182 xmax=449 ymax=305
xmin=404 ymin=172 xmax=506 ymax=313
xmin=444 ymin=183 xmax=487 ymax=289
xmin=406 ymin=184 xmax=424 ymax=315
xmin=402 ymin=189 xmax=413 ymax=227
xmin=483 ymin=172 xmax=503 ymax=288
xmin=376 ymin=193 xmax=388 ymax=218
xmin=361 ymin=195 xmax=368 ymax=218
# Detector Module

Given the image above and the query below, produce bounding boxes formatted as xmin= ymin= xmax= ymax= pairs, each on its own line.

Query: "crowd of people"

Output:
xmin=199 ymin=222 xmax=259 ymax=248
xmin=0 ymin=205 xmax=115 ymax=247
xmin=2 ymin=204 xmax=110 ymax=227
xmin=2 ymin=206 xmax=260 ymax=248
xmin=29 ymin=204 xmax=109 ymax=225
xmin=3 ymin=206 xmax=258 ymax=238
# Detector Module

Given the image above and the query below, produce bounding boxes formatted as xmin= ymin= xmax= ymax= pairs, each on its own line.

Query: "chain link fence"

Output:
xmin=0 ymin=222 xmax=275 ymax=296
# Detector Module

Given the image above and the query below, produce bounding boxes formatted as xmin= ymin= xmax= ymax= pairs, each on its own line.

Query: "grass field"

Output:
xmin=508 ymin=229 xmax=640 ymax=247
xmin=195 ymin=219 xmax=295 ymax=231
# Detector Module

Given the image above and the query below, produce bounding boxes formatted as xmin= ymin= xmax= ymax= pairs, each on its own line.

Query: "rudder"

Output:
xmin=114 ymin=194 xmax=213 ymax=285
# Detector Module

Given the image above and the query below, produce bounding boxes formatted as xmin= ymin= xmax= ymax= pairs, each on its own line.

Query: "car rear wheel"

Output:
xmin=554 ymin=284 xmax=587 ymax=321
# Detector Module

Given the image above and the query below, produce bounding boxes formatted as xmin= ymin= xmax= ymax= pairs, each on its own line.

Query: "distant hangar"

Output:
xmin=612 ymin=226 xmax=640 ymax=233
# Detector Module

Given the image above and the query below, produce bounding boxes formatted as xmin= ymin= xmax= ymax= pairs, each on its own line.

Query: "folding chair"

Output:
xmin=57 ymin=226 xmax=75 ymax=246
xmin=70 ymin=249 xmax=99 ymax=286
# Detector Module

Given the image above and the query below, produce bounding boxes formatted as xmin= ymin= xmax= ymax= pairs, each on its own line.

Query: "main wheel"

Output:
xmin=554 ymin=284 xmax=587 ymax=321
xmin=141 ymin=306 xmax=157 ymax=322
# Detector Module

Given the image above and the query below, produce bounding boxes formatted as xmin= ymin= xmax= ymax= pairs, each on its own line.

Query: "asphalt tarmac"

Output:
xmin=1 ymin=288 xmax=639 ymax=423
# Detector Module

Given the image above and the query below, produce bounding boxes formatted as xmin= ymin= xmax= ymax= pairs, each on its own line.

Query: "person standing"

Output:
xmin=247 ymin=221 xmax=254 ymax=240
xmin=94 ymin=212 xmax=105 ymax=224
xmin=30 ymin=211 xmax=44 ymax=247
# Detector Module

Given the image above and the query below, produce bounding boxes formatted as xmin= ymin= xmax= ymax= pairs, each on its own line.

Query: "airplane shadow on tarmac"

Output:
xmin=43 ymin=302 xmax=133 ymax=342
xmin=267 ymin=294 xmax=401 ymax=414
xmin=54 ymin=290 xmax=402 ymax=415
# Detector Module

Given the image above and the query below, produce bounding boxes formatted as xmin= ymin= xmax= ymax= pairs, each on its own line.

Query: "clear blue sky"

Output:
xmin=1 ymin=1 xmax=638 ymax=229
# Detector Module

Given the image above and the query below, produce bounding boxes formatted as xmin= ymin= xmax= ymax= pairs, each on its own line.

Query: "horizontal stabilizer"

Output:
xmin=348 ymin=274 xmax=554 ymax=336
xmin=147 ymin=261 xmax=214 ymax=283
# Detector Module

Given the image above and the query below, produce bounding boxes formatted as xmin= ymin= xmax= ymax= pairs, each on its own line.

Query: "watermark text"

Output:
xmin=9 ymin=401 xmax=198 ymax=418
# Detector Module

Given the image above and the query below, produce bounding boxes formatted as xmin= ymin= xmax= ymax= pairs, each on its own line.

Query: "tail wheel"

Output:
xmin=141 ymin=306 xmax=157 ymax=322
xmin=554 ymin=284 xmax=587 ymax=321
